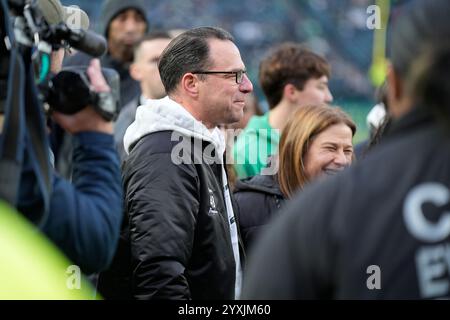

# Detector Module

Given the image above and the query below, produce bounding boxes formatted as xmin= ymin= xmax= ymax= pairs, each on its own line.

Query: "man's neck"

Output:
xmin=169 ymin=95 xmax=215 ymax=129
xmin=140 ymin=89 xmax=160 ymax=101
xmin=268 ymin=101 xmax=296 ymax=131
xmin=139 ymin=95 xmax=148 ymax=105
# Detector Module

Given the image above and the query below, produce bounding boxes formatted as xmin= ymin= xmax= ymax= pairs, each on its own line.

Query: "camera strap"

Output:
xmin=0 ymin=47 xmax=26 ymax=207
xmin=23 ymin=51 xmax=53 ymax=225
xmin=0 ymin=0 xmax=52 ymax=225
xmin=0 ymin=0 xmax=25 ymax=207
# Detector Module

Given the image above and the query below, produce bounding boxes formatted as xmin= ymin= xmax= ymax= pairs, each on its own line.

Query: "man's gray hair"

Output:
xmin=158 ymin=26 xmax=234 ymax=94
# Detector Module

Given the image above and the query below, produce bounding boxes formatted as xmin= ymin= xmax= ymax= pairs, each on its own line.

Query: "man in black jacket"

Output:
xmin=98 ymin=27 xmax=253 ymax=300
xmin=242 ymin=0 xmax=450 ymax=299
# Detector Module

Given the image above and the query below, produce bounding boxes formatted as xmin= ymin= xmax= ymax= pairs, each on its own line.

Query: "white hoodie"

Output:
xmin=123 ymin=96 xmax=243 ymax=299
xmin=124 ymin=96 xmax=226 ymax=156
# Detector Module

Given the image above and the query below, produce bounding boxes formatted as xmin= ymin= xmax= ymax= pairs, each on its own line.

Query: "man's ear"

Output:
xmin=282 ymin=83 xmax=299 ymax=103
xmin=129 ymin=63 xmax=141 ymax=81
xmin=181 ymin=73 xmax=200 ymax=97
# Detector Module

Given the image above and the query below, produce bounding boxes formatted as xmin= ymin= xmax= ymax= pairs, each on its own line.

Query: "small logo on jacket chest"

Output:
xmin=208 ymin=188 xmax=219 ymax=216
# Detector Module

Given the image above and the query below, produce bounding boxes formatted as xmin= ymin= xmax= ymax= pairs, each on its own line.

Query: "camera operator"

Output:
xmin=1 ymin=1 xmax=123 ymax=275
xmin=15 ymin=57 xmax=123 ymax=275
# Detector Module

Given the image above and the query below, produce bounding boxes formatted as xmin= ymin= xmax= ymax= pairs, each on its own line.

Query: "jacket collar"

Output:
xmin=383 ymin=106 xmax=436 ymax=140
xmin=234 ymin=174 xmax=284 ymax=197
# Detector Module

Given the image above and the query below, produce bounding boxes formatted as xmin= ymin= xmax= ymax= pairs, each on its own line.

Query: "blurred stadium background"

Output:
xmin=62 ymin=0 xmax=409 ymax=143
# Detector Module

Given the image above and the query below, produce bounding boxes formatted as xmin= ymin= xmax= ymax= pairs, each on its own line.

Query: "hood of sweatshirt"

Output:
xmin=99 ymin=0 xmax=148 ymax=39
xmin=123 ymin=96 xmax=226 ymax=157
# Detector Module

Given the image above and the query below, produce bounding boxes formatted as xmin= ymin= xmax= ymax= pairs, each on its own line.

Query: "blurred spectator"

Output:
xmin=55 ymin=0 xmax=148 ymax=178
xmin=65 ymin=0 xmax=380 ymax=101
xmin=233 ymin=43 xmax=332 ymax=178
xmin=64 ymin=0 xmax=149 ymax=107
xmin=114 ymin=31 xmax=172 ymax=161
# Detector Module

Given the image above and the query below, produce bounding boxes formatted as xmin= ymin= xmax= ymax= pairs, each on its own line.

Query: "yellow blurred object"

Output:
xmin=0 ymin=201 xmax=97 ymax=299
xmin=370 ymin=58 xmax=389 ymax=87
xmin=369 ymin=0 xmax=390 ymax=86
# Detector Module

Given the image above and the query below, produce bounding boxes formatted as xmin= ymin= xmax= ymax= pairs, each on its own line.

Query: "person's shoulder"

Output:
xmin=125 ymin=133 xmax=202 ymax=191
xmin=234 ymin=174 xmax=281 ymax=195
xmin=116 ymin=97 xmax=140 ymax=124
xmin=245 ymin=114 xmax=271 ymax=130
xmin=234 ymin=115 xmax=270 ymax=150
xmin=128 ymin=131 xmax=179 ymax=157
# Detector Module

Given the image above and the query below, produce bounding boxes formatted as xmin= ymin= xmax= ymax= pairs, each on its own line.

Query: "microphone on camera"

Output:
xmin=36 ymin=0 xmax=106 ymax=57
xmin=36 ymin=0 xmax=89 ymax=30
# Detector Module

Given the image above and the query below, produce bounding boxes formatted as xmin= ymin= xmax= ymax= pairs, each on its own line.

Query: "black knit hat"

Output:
xmin=99 ymin=0 xmax=149 ymax=39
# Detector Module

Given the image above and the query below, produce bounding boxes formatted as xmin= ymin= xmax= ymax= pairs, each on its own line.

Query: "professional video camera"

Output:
xmin=1 ymin=0 xmax=120 ymax=120
xmin=0 ymin=0 xmax=118 ymax=212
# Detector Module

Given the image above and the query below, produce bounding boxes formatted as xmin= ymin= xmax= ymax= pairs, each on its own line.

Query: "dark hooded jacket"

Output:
xmin=233 ymin=174 xmax=286 ymax=253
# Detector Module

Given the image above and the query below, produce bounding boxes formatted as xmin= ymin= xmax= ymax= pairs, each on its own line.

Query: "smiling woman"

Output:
xmin=278 ymin=104 xmax=356 ymax=197
xmin=234 ymin=103 xmax=356 ymax=252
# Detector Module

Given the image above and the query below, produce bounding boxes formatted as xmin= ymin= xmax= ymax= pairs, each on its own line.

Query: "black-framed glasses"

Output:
xmin=191 ymin=70 xmax=247 ymax=84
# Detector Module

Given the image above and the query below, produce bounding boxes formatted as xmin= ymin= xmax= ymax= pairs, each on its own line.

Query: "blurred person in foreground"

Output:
xmin=0 ymin=47 xmax=123 ymax=274
xmin=114 ymin=31 xmax=172 ymax=161
xmin=242 ymin=0 xmax=450 ymax=299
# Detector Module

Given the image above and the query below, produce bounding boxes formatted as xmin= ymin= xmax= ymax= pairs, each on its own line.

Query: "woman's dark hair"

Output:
xmin=391 ymin=0 xmax=450 ymax=122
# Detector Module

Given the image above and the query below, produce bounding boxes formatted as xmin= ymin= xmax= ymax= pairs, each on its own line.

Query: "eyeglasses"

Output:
xmin=191 ymin=70 xmax=247 ymax=84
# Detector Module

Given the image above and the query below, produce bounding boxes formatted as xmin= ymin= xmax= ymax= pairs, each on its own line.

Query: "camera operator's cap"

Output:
xmin=36 ymin=0 xmax=89 ymax=31
xmin=100 ymin=0 xmax=149 ymax=39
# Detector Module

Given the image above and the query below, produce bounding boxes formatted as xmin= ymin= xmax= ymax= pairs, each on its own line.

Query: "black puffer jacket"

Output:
xmin=98 ymin=97 xmax=244 ymax=300
xmin=234 ymin=174 xmax=286 ymax=253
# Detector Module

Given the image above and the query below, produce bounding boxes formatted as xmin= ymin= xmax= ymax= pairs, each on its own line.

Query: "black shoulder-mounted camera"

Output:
xmin=45 ymin=66 xmax=120 ymax=121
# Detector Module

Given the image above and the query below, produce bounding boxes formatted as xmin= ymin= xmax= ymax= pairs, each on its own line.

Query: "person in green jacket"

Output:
xmin=233 ymin=43 xmax=333 ymax=178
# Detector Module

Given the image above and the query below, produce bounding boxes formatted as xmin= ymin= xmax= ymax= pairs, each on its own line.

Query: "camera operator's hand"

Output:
xmin=52 ymin=59 xmax=113 ymax=135
xmin=50 ymin=48 xmax=65 ymax=74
